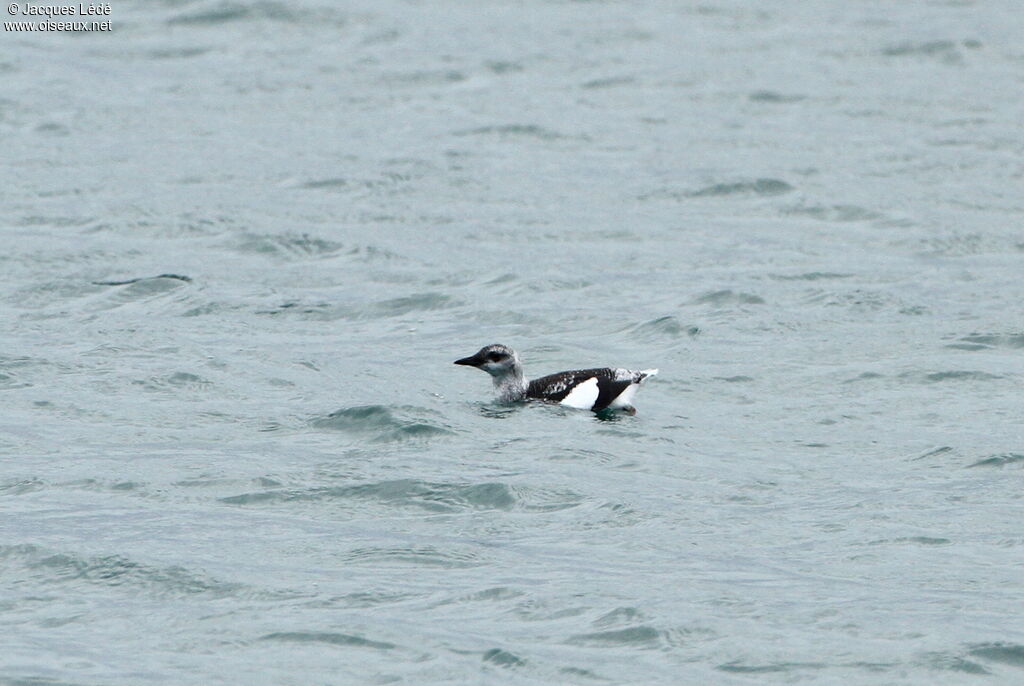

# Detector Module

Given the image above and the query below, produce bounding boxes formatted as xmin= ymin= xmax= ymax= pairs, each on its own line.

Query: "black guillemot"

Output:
xmin=454 ymin=344 xmax=657 ymax=415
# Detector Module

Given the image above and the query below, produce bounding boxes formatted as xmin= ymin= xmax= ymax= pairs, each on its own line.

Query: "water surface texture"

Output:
xmin=3 ymin=1 xmax=1024 ymax=683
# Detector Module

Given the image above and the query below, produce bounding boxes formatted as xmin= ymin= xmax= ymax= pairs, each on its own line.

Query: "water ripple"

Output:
xmin=261 ymin=631 xmax=396 ymax=650
xmin=967 ymin=454 xmax=1024 ymax=468
xmin=568 ymin=625 xmax=662 ymax=648
xmin=955 ymin=333 xmax=1024 ymax=350
xmin=166 ymin=2 xmax=307 ymax=26
xmin=481 ymin=648 xmax=526 ymax=667
xmin=452 ymin=124 xmax=577 ymax=141
xmin=642 ymin=178 xmax=793 ymax=200
xmin=339 ymin=545 xmax=486 ymax=569
xmin=901 ymin=370 xmax=1005 ymax=384
xmin=718 ymin=661 xmax=826 ymax=674
xmin=259 ymin=293 xmax=457 ymax=321
xmin=220 ymin=478 xmax=582 ymax=514
xmin=230 ymin=232 xmax=343 ymax=260
xmin=311 ymin=405 xmax=453 ymax=442
xmin=621 ymin=316 xmax=700 ymax=341
xmin=691 ymin=290 xmax=765 ymax=306
xmin=1 ymin=545 xmax=247 ymax=599
xmin=968 ymin=643 xmax=1024 ymax=667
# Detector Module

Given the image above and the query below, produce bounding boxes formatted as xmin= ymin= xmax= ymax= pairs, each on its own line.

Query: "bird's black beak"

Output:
xmin=454 ymin=354 xmax=482 ymax=367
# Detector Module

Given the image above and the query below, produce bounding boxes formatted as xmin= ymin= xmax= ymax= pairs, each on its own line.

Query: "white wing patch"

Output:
xmin=559 ymin=376 xmax=600 ymax=410
xmin=607 ymin=370 xmax=657 ymax=410
xmin=607 ymin=383 xmax=639 ymax=409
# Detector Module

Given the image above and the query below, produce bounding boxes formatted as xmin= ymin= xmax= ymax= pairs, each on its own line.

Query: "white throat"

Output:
xmin=491 ymin=367 xmax=528 ymax=402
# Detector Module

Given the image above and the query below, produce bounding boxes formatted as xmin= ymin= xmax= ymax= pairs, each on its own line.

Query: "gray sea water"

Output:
xmin=3 ymin=1 xmax=1024 ymax=684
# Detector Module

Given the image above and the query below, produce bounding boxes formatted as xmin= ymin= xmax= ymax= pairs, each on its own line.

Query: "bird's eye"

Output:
xmin=487 ymin=352 xmax=504 ymax=362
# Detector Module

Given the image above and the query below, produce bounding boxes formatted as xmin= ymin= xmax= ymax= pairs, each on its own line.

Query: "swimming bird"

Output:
xmin=454 ymin=344 xmax=657 ymax=415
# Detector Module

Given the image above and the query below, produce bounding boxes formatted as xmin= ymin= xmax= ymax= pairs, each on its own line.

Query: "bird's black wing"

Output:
xmin=527 ymin=368 xmax=633 ymax=411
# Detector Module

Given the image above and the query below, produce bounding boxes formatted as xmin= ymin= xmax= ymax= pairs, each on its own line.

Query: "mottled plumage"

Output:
xmin=454 ymin=344 xmax=657 ymax=414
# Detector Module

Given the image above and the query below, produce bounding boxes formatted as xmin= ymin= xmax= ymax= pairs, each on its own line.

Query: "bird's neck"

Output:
xmin=493 ymin=368 xmax=527 ymax=401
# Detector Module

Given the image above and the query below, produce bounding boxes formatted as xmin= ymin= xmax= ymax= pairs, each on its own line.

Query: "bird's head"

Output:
xmin=454 ymin=344 xmax=521 ymax=378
